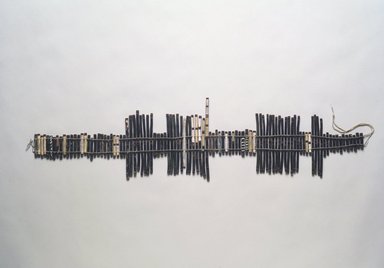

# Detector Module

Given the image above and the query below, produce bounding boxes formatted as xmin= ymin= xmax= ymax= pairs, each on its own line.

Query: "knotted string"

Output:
xmin=331 ymin=107 xmax=375 ymax=146
xmin=25 ymin=139 xmax=34 ymax=152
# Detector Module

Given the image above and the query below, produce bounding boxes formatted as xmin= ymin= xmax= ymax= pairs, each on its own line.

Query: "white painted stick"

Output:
xmin=80 ymin=134 xmax=84 ymax=155
xmin=224 ymin=132 xmax=229 ymax=152
xmin=182 ymin=117 xmax=186 ymax=168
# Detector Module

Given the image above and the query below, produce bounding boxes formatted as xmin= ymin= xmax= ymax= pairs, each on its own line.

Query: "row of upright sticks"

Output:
xmin=32 ymin=98 xmax=365 ymax=180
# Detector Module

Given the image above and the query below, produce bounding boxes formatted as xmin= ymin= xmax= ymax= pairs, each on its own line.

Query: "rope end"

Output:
xmin=25 ymin=139 xmax=34 ymax=152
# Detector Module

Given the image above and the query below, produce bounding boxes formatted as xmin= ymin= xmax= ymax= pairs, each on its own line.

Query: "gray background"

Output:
xmin=1 ymin=0 xmax=383 ymax=267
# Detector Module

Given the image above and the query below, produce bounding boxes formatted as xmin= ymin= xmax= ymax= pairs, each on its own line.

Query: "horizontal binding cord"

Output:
xmin=37 ymin=146 xmax=364 ymax=154
xmin=31 ymin=134 xmax=363 ymax=141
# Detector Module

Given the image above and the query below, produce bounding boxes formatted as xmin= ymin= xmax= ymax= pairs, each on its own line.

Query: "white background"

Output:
xmin=1 ymin=0 xmax=383 ymax=267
